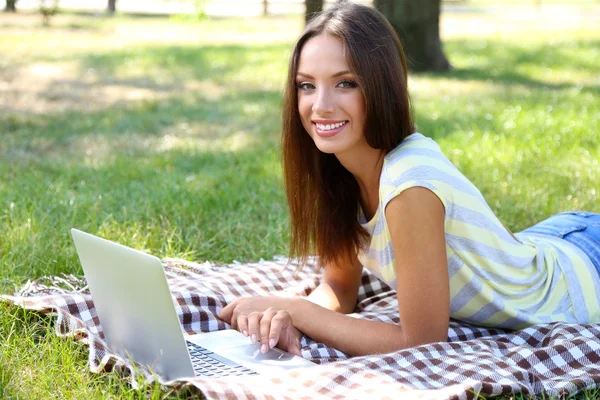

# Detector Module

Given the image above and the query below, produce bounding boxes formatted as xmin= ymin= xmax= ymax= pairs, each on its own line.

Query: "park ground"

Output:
xmin=1 ymin=3 xmax=599 ymax=399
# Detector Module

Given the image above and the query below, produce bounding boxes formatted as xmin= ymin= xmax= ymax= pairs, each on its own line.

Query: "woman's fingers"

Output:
xmin=278 ymin=312 xmax=302 ymax=356
xmin=218 ymin=301 xmax=234 ymax=323
xmin=257 ymin=309 xmax=270 ymax=352
xmin=219 ymin=297 xmax=245 ymax=323
xmin=264 ymin=309 xmax=284 ymax=349
xmin=236 ymin=314 xmax=249 ymax=337
xmin=247 ymin=311 xmax=262 ymax=344
xmin=287 ymin=340 xmax=302 ymax=356
xmin=231 ymin=307 xmax=301 ymax=356
xmin=259 ymin=308 xmax=300 ymax=354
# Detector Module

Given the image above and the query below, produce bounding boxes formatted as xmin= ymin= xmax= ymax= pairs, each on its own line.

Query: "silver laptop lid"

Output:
xmin=70 ymin=228 xmax=195 ymax=380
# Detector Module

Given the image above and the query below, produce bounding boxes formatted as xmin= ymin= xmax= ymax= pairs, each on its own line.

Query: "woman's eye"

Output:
xmin=296 ymin=82 xmax=315 ymax=90
xmin=338 ymin=80 xmax=358 ymax=89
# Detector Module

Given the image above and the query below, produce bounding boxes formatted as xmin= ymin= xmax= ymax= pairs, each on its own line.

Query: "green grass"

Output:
xmin=1 ymin=8 xmax=599 ymax=400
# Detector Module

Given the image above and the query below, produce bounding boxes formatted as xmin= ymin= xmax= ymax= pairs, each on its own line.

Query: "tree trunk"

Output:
xmin=374 ymin=0 xmax=451 ymax=72
xmin=107 ymin=0 xmax=116 ymax=14
xmin=263 ymin=0 xmax=268 ymax=16
xmin=4 ymin=0 xmax=17 ymax=12
xmin=305 ymin=0 xmax=324 ymax=24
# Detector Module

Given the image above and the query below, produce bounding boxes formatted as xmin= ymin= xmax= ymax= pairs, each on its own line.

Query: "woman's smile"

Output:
xmin=313 ymin=120 xmax=348 ymax=137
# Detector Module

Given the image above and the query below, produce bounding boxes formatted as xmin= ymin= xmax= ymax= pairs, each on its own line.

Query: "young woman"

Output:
xmin=220 ymin=1 xmax=600 ymax=357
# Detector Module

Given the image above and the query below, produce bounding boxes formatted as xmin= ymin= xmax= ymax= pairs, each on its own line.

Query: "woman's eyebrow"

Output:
xmin=296 ymin=70 xmax=353 ymax=79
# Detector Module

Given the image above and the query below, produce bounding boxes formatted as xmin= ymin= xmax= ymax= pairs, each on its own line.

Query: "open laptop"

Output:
xmin=70 ymin=228 xmax=316 ymax=381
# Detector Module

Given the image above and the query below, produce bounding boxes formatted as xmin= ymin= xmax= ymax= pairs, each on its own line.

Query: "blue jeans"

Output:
xmin=520 ymin=211 xmax=600 ymax=276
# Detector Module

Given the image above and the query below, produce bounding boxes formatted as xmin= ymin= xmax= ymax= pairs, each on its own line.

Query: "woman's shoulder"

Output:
xmin=382 ymin=133 xmax=452 ymax=180
xmin=378 ymin=133 xmax=457 ymax=205
xmin=384 ymin=133 xmax=446 ymax=164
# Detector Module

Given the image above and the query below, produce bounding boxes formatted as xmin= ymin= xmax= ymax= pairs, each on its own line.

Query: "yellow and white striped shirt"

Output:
xmin=358 ymin=133 xmax=600 ymax=328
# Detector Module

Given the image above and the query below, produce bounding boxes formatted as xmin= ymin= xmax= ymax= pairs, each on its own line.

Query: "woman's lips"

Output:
xmin=314 ymin=121 xmax=348 ymax=138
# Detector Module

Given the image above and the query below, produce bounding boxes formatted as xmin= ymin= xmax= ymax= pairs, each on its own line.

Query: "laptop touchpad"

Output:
xmin=219 ymin=343 xmax=313 ymax=372
xmin=240 ymin=343 xmax=295 ymax=361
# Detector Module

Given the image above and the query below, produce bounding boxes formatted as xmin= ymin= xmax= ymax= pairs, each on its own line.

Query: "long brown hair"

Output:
xmin=282 ymin=1 xmax=415 ymax=269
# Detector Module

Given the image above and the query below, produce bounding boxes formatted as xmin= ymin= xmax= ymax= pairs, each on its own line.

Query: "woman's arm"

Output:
xmin=260 ymin=186 xmax=450 ymax=356
xmin=383 ymin=186 xmax=450 ymax=348
xmin=219 ymin=251 xmax=362 ymax=331
xmin=306 ymin=255 xmax=363 ymax=313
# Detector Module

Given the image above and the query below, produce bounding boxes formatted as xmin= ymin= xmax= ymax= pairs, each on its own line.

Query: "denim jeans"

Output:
xmin=520 ymin=211 xmax=600 ymax=277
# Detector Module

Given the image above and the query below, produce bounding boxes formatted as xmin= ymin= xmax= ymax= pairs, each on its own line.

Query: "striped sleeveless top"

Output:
xmin=358 ymin=133 xmax=600 ymax=328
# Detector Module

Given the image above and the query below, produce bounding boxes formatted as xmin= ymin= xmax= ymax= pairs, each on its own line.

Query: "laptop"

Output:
xmin=70 ymin=228 xmax=316 ymax=381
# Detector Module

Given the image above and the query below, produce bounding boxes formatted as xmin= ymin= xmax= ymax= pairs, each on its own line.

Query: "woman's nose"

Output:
xmin=312 ymin=88 xmax=334 ymax=115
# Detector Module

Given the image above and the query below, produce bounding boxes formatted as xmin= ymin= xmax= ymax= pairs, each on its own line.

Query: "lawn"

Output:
xmin=1 ymin=6 xmax=599 ymax=400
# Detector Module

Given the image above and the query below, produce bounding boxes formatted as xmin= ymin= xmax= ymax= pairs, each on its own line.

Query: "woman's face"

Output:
xmin=296 ymin=34 xmax=368 ymax=158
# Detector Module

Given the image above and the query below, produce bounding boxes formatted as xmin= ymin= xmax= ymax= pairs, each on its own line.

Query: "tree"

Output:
xmin=305 ymin=0 xmax=324 ymax=24
xmin=374 ymin=0 xmax=451 ymax=72
xmin=39 ymin=0 xmax=59 ymax=25
xmin=4 ymin=0 xmax=18 ymax=12
xmin=107 ymin=0 xmax=116 ymax=14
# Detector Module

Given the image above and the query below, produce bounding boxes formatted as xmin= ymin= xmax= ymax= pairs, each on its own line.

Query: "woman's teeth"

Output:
xmin=316 ymin=121 xmax=346 ymax=131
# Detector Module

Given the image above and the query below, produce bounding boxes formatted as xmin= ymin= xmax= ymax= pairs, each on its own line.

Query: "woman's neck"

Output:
xmin=336 ymin=146 xmax=386 ymax=221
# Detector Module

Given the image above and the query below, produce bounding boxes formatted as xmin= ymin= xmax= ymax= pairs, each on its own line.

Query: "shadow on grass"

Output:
xmin=1 ymin=83 xmax=288 ymax=280
xmin=424 ymin=38 xmax=600 ymax=94
xmin=1 ymin=42 xmax=289 ymax=119
xmin=440 ymin=67 xmax=600 ymax=94
xmin=2 ymin=30 xmax=599 ymax=280
xmin=1 ymin=135 xmax=289 ymax=279
xmin=8 ymin=36 xmax=596 ymax=147
xmin=34 ymin=43 xmax=291 ymax=89
xmin=2 ymin=88 xmax=282 ymax=146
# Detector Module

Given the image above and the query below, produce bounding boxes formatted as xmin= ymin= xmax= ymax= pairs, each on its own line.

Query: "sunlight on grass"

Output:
xmin=1 ymin=8 xmax=600 ymax=400
xmin=1 ymin=11 xmax=598 ymax=284
xmin=1 ymin=6 xmax=598 ymax=291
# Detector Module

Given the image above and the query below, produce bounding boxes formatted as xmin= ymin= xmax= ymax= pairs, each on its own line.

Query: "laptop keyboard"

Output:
xmin=186 ymin=341 xmax=258 ymax=378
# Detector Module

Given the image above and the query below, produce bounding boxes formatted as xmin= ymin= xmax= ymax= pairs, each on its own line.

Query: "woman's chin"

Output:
xmin=314 ymin=142 xmax=341 ymax=155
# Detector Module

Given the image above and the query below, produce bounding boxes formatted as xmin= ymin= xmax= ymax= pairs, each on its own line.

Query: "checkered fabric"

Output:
xmin=3 ymin=257 xmax=600 ymax=399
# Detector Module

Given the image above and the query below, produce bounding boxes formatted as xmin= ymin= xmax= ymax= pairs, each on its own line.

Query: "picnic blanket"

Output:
xmin=3 ymin=257 xmax=600 ymax=400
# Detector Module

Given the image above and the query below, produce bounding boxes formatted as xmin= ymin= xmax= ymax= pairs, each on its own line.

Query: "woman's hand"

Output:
xmin=219 ymin=296 xmax=292 ymax=330
xmin=253 ymin=308 xmax=302 ymax=355
xmin=219 ymin=297 xmax=302 ymax=355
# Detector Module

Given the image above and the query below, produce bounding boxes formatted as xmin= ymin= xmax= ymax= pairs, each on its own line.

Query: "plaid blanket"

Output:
xmin=3 ymin=257 xmax=600 ymax=399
